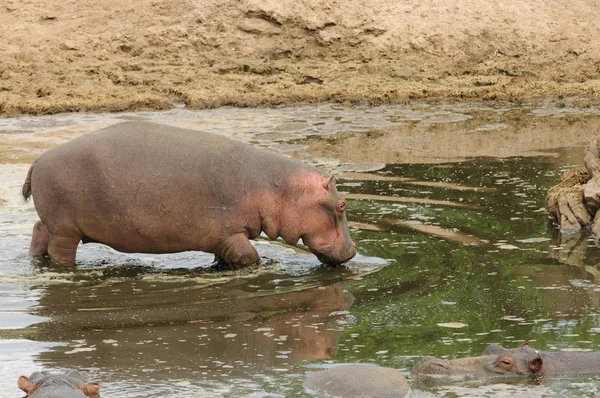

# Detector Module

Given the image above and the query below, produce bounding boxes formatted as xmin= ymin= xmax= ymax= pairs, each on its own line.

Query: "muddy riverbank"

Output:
xmin=1 ymin=0 xmax=600 ymax=115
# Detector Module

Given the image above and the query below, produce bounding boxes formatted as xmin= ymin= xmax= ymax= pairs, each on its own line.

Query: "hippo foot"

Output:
xmin=211 ymin=256 xmax=236 ymax=271
xmin=211 ymin=256 xmax=261 ymax=271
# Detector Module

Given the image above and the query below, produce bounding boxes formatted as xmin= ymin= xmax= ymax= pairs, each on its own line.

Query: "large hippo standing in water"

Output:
xmin=22 ymin=121 xmax=356 ymax=267
xmin=18 ymin=370 xmax=99 ymax=397
xmin=412 ymin=343 xmax=600 ymax=383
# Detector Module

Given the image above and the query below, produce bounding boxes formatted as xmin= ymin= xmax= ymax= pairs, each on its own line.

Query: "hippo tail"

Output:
xmin=22 ymin=162 xmax=35 ymax=201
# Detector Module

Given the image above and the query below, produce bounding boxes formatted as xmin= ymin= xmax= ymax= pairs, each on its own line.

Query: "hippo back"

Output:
xmin=303 ymin=364 xmax=411 ymax=398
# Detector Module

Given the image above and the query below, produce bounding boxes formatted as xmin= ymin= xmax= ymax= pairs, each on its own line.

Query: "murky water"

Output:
xmin=2 ymin=103 xmax=600 ymax=397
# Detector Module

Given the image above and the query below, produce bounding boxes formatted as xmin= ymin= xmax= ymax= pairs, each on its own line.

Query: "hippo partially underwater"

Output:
xmin=303 ymin=344 xmax=600 ymax=397
xmin=412 ymin=343 xmax=600 ymax=383
xmin=304 ymin=364 xmax=411 ymax=398
xmin=23 ymin=121 xmax=356 ymax=267
xmin=18 ymin=370 xmax=99 ymax=397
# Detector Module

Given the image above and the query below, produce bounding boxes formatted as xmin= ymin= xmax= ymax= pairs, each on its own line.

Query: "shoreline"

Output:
xmin=2 ymin=78 xmax=599 ymax=117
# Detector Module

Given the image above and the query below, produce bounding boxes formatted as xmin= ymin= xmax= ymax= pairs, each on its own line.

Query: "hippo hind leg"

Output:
xmin=215 ymin=233 xmax=259 ymax=269
xmin=47 ymin=224 xmax=83 ymax=266
xmin=29 ymin=220 xmax=50 ymax=256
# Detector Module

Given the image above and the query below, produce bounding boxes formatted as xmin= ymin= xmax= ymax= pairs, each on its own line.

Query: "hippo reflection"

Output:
xmin=18 ymin=370 xmax=99 ymax=397
xmin=31 ymin=273 xmax=354 ymax=383
xmin=412 ymin=343 xmax=600 ymax=383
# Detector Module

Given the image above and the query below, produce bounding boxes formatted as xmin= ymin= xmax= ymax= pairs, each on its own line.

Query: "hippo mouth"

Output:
xmin=315 ymin=253 xmax=344 ymax=267
xmin=313 ymin=244 xmax=356 ymax=266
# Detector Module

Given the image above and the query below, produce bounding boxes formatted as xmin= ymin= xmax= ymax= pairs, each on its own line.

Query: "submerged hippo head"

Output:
xmin=412 ymin=343 xmax=549 ymax=384
xmin=290 ymin=175 xmax=356 ymax=265
xmin=18 ymin=370 xmax=100 ymax=397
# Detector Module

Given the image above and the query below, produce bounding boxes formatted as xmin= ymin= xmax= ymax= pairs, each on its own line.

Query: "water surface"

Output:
xmin=2 ymin=103 xmax=600 ymax=397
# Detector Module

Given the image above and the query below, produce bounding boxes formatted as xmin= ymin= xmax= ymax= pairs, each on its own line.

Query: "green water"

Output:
xmin=2 ymin=104 xmax=600 ymax=397
xmin=264 ymin=153 xmax=600 ymax=397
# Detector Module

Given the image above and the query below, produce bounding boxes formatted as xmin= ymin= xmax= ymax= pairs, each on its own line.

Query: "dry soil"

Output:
xmin=1 ymin=0 xmax=600 ymax=115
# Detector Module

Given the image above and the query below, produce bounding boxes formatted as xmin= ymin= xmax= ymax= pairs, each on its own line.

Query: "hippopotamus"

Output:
xmin=22 ymin=121 xmax=356 ymax=267
xmin=412 ymin=343 xmax=600 ymax=384
xmin=303 ymin=364 xmax=411 ymax=398
xmin=18 ymin=370 xmax=99 ymax=397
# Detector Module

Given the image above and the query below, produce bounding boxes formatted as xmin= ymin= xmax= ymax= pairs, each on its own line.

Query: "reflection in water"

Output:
xmin=3 ymin=104 xmax=600 ymax=396
xmin=33 ymin=275 xmax=354 ymax=396
xmin=549 ymin=230 xmax=596 ymax=270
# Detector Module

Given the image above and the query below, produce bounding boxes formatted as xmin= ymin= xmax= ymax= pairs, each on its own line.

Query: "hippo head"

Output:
xmin=281 ymin=174 xmax=356 ymax=266
xmin=480 ymin=343 xmax=552 ymax=375
xmin=301 ymin=175 xmax=356 ymax=265
xmin=18 ymin=370 xmax=100 ymax=397
xmin=412 ymin=344 xmax=547 ymax=384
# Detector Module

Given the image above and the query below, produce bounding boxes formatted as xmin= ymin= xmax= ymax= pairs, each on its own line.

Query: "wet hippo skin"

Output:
xmin=18 ymin=370 xmax=99 ymax=397
xmin=412 ymin=343 xmax=600 ymax=383
xmin=22 ymin=121 xmax=356 ymax=267
xmin=303 ymin=364 xmax=411 ymax=398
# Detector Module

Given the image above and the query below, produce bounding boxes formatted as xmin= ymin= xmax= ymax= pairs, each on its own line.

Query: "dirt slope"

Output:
xmin=1 ymin=0 xmax=599 ymax=115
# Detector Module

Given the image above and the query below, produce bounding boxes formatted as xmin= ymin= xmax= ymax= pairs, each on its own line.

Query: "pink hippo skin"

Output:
xmin=22 ymin=121 xmax=356 ymax=267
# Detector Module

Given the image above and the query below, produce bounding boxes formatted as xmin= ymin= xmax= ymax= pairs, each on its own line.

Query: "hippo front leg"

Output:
xmin=215 ymin=233 xmax=259 ymax=268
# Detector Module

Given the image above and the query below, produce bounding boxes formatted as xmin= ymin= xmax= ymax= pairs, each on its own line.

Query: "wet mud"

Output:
xmin=2 ymin=104 xmax=600 ymax=396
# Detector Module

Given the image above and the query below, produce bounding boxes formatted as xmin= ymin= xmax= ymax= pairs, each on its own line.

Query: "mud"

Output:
xmin=2 ymin=0 xmax=600 ymax=116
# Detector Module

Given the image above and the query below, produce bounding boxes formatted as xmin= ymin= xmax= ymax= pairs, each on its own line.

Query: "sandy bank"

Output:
xmin=1 ymin=0 xmax=599 ymax=115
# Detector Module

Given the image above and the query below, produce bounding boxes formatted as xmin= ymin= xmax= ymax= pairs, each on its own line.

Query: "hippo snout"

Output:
xmin=315 ymin=242 xmax=356 ymax=266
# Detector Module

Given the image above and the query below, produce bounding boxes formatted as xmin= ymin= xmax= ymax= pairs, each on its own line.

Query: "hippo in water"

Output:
xmin=303 ymin=364 xmax=411 ymax=398
xmin=412 ymin=343 xmax=600 ymax=383
xmin=22 ymin=121 xmax=356 ymax=267
xmin=18 ymin=370 xmax=99 ymax=397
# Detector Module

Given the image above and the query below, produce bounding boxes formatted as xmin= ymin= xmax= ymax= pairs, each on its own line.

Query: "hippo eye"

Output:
xmin=336 ymin=201 xmax=346 ymax=213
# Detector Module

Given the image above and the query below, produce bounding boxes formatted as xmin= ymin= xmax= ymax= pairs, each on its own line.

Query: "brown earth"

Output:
xmin=1 ymin=0 xmax=600 ymax=115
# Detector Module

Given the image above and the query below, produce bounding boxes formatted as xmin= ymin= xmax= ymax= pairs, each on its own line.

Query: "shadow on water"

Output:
xmin=3 ymin=104 xmax=600 ymax=396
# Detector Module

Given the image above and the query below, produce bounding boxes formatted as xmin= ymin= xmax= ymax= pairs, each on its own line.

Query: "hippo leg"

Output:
xmin=47 ymin=225 xmax=83 ymax=265
xmin=216 ymin=233 xmax=259 ymax=268
xmin=28 ymin=220 xmax=49 ymax=256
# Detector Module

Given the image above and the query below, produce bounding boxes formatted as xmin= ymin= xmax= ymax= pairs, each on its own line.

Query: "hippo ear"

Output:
xmin=322 ymin=175 xmax=334 ymax=190
xmin=520 ymin=342 xmax=531 ymax=349
xmin=80 ymin=383 xmax=100 ymax=394
xmin=18 ymin=376 xmax=35 ymax=394
xmin=528 ymin=356 xmax=543 ymax=374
